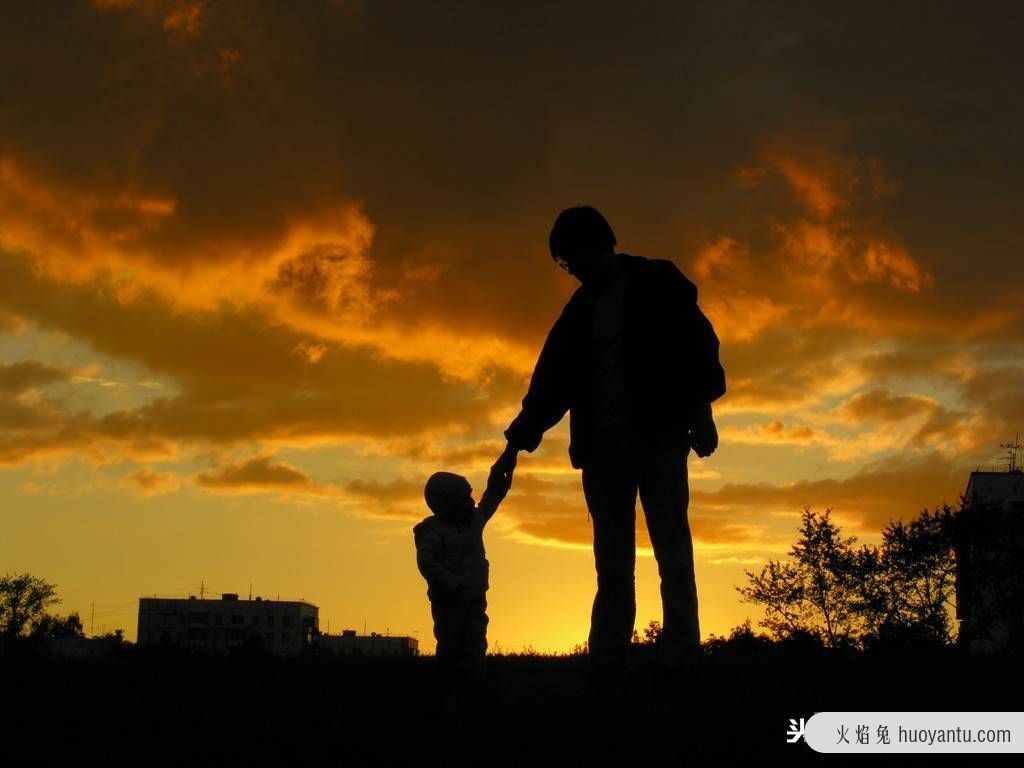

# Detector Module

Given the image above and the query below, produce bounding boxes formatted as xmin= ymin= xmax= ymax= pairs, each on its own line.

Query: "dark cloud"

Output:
xmin=856 ymin=343 xmax=963 ymax=381
xmin=501 ymin=487 xmax=593 ymax=548
xmin=719 ymin=325 xmax=858 ymax=409
xmin=836 ymin=388 xmax=938 ymax=424
xmin=343 ymin=477 xmax=423 ymax=505
xmin=195 ymin=455 xmax=312 ymax=491
xmin=0 ymin=360 xmax=71 ymax=393
xmin=908 ymin=406 xmax=970 ymax=446
xmin=958 ymin=365 xmax=1024 ymax=450
xmin=1 ymin=0 xmax=1019 ymax=346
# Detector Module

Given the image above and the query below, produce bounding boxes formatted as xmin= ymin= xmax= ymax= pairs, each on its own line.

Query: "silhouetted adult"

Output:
xmin=494 ymin=206 xmax=725 ymax=672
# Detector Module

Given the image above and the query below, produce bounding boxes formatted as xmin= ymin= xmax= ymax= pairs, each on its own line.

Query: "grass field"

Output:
xmin=3 ymin=642 xmax=1021 ymax=761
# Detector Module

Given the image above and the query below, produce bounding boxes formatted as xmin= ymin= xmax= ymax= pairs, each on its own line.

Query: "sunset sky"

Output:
xmin=2 ymin=1 xmax=1022 ymax=652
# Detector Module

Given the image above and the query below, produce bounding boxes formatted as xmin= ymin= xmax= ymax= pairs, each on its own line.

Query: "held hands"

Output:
xmin=487 ymin=443 xmax=518 ymax=500
xmin=493 ymin=442 xmax=518 ymax=476
xmin=689 ymin=404 xmax=719 ymax=458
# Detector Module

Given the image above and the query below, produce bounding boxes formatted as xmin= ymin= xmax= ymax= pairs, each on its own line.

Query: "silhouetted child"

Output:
xmin=413 ymin=464 xmax=511 ymax=680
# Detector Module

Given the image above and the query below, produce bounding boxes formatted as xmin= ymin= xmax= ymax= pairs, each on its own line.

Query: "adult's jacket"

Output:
xmin=504 ymin=252 xmax=726 ymax=469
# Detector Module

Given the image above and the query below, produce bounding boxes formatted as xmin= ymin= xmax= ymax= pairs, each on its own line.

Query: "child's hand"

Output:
xmin=487 ymin=460 xmax=513 ymax=500
xmin=493 ymin=442 xmax=518 ymax=476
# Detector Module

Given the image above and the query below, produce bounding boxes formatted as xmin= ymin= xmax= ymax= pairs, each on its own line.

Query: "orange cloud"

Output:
xmin=93 ymin=0 xmax=204 ymax=37
xmin=852 ymin=241 xmax=932 ymax=293
xmin=692 ymin=451 xmax=969 ymax=533
xmin=0 ymin=249 xmax=518 ymax=458
xmin=118 ymin=467 xmax=181 ymax=496
xmin=162 ymin=1 xmax=202 ymax=35
xmin=720 ymin=420 xmax=836 ymax=447
xmin=768 ymin=155 xmax=845 ymax=218
xmin=0 ymin=155 xmax=538 ymax=382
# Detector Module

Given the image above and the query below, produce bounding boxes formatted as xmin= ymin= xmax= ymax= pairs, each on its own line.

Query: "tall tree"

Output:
xmin=738 ymin=506 xmax=959 ymax=651
xmin=30 ymin=612 xmax=85 ymax=640
xmin=738 ymin=508 xmax=863 ymax=647
xmin=870 ymin=505 xmax=957 ymax=648
xmin=0 ymin=573 xmax=60 ymax=639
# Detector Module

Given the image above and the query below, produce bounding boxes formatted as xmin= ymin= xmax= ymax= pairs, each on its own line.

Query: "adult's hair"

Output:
xmin=548 ymin=206 xmax=617 ymax=259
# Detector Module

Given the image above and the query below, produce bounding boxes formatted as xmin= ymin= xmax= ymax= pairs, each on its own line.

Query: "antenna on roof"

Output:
xmin=1000 ymin=432 xmax=1021 ymax=473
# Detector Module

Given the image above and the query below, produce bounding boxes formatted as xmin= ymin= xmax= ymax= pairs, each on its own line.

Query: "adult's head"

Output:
xmin=424 ymin=471 xmax=474 ymax=523
xmin=549 ymin=206 xmax=619 ymax=286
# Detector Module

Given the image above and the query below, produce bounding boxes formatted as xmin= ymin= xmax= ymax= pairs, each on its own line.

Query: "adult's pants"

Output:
xmin=582 ymin=435 xmax=700 ymax=667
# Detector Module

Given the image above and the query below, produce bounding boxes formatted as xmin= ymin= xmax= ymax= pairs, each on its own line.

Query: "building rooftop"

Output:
xmin=139 ymin=594 xmax=318 ymax=609
xmin=965 ymin=470 xmax=1024 ymax=504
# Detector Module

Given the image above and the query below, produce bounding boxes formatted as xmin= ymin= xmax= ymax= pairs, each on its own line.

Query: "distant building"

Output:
xmin=955 ymin=470 xmax=1024 ymax=654
xmin=137 ymin=593 xmax=318 ymax=657
xmin=316 ymin=629 xmax=418 ymax=657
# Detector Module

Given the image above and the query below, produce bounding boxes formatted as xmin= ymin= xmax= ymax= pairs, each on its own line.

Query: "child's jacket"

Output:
xmin=413 ymin=487 xmax=502 ymax=601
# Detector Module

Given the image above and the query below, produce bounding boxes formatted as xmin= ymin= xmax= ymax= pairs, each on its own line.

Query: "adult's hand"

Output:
xmin=690 ymin=405 xmax=719 ymax=458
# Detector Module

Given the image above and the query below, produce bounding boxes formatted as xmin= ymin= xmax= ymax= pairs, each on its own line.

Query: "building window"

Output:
xmin=281 ymin=633 xmax=289 ymax=644
xmin=282 ymin=616 xmax=293 ymax=627
xmin=267 ymin=615 xmax=274 ymax=627
xmin=231 ymin=615 xmax=243 ymax=625
xmin=251 ymin=615 xmax=259 ymax=626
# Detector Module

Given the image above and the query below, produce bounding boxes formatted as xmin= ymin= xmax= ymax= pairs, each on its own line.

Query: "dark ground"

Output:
xmin=2 ymin=645 xmax=1022 ymax=763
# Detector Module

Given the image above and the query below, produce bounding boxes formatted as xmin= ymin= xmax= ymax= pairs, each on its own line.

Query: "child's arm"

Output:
xmin=477 ymin=461 xmax=513 ymax=524
xmin=414 ymin=526 xmax=461 ymax=595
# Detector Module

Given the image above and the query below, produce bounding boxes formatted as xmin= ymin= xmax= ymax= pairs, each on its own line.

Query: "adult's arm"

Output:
xmin=654 ymin=260 xmax=725 ymax=456
xmin=503 ymin=297 xmax=578 ymax=454
xmin=691 ymin=303 xmax=726 ymax=405
xmin=659 ymin=259 xmax=725 ymax=406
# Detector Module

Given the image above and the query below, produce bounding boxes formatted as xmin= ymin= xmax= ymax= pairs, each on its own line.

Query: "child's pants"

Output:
xmin=431 ymin=593 xmax=488 ymax=677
